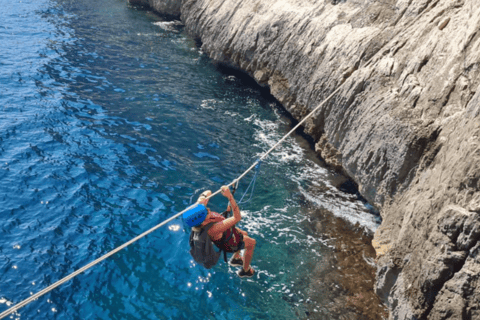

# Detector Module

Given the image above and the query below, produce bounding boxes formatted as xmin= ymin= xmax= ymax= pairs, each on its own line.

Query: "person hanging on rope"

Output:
xmin=196 ymin=186 xmax=256 ymax=278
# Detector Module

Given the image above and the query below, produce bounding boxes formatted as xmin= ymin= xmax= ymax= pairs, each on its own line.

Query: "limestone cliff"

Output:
xmin=129 ymin=0 xmax=480 ymax=318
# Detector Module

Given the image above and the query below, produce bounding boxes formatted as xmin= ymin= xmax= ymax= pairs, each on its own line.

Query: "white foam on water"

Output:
xmin=224 ymin=75 xmax=236 ymax=82
xmin=0 ymin=298 xmax=12 ymax=306
xmin=224 ymin=110 xmax=239 ymax=117
xmin=251 ymin=117 xmax=305 ymax=164
xmin=200 ymin=99 xmax=218 ymax=110
xmin=152 ymin=21 xmax=182 ymax=33
xmin=292 ymin=160 xmax=380 ymax=232
xmin=0 ymin=297 xmax=21 ymax=320
xmin=249 ymin=114 xmax=380 ymax=232
xmin=301 ymin=186 xmax=380 ymax=232
xmin=240 ymin=206 xmax=299 ymax=236
xmin=243 ymin=114 xmax=256 ymax=122
xmin=168 ymin=224 xmax=180 ymax=232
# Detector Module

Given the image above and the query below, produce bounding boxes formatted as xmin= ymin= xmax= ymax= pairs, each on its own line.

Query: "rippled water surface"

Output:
xmin=0 ymin=0 xmax=382 ymax=319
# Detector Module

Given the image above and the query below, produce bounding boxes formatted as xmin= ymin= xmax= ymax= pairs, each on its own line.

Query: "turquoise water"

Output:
xmin=0 ymin=0 xmax=381 ymax=319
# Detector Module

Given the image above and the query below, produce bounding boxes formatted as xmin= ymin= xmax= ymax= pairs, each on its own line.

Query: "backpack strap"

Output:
xmin=223 ymin=228 xmax=234 ymax=243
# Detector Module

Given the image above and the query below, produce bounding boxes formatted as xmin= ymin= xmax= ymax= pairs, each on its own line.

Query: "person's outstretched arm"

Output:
xmin=224 ymin=186 xmax=241 ymax=222
xmin=209 ymin=186 xmax=241 ymax=235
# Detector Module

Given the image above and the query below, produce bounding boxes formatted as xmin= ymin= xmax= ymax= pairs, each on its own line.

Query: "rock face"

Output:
xmin=135 ymin=0 xmax=480 ymax=318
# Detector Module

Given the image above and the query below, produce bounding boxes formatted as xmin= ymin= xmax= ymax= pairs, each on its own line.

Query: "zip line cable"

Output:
xmin=0 ymin=81 xmax=343 ymax=320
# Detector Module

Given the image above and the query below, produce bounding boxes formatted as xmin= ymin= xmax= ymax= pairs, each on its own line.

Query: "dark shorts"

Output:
xmin=234 ymin=239 xmax=245 ymax=252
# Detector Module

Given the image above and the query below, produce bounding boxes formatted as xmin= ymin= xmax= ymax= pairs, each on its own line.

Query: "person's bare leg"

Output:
xmin=233 ymin=228 xmax=247 ymax=260
xmin=232 ymin=251 xmax=241 ymax=259
xmin=232 ymin=228 xmax=248 ymax=261
xmin=242 ymin=235 xmax=256 ymax=271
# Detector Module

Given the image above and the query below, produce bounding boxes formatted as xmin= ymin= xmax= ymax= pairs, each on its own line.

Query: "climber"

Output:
xmin=196 ymin=186 xmax=256 ymax=278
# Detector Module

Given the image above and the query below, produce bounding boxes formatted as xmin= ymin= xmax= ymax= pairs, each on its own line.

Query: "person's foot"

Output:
xmin=229 ymin=256 xmax=243 ymax=267
xmin=237 ymin=267 xmax=254 ymax=278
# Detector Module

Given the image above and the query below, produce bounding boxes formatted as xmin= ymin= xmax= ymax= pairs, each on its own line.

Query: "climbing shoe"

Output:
xmin=229 ymin=256 xmax=243 ymax=267
xmin=237 ymin=267 xmax=254 ymax=278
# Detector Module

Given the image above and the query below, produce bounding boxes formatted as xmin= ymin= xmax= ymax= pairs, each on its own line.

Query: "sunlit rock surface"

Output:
xmin=131 ymin=0 xmax=480 ymax=318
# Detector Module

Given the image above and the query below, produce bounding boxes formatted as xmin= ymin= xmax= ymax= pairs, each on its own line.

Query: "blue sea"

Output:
xmin=0 ymin=0 xmax=382 ymax=319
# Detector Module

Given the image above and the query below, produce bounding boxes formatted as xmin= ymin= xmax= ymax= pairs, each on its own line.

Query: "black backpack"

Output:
xmin=189 ymin=222 xmax=223 ymax=269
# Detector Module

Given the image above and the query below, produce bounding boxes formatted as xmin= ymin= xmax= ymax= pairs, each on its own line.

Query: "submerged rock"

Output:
xmin=144 ymin=0 xmax=480 ymax=318
xmin=128 ymin=0 xmax=182 ymax=17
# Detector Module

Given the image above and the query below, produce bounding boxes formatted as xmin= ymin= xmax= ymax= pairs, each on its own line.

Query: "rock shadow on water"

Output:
xmin=300 ymin=205 xmax=388 ymax=320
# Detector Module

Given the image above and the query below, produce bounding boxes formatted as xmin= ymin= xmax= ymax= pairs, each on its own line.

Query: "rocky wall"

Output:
xmin=130 ymin=0 xmax=480 ymax=318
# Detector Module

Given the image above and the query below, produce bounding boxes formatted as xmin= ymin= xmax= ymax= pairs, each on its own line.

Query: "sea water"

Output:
xmin=0 ymin=0 xmax=382 ymax=319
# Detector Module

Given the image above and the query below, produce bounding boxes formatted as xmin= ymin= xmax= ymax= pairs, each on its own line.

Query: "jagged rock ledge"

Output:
xmin=130 ymin=0 xmax=480 ymax=319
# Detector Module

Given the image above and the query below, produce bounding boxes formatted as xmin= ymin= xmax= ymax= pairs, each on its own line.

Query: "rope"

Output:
xmin=237 ymin=160 xmax=261 ymax=204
